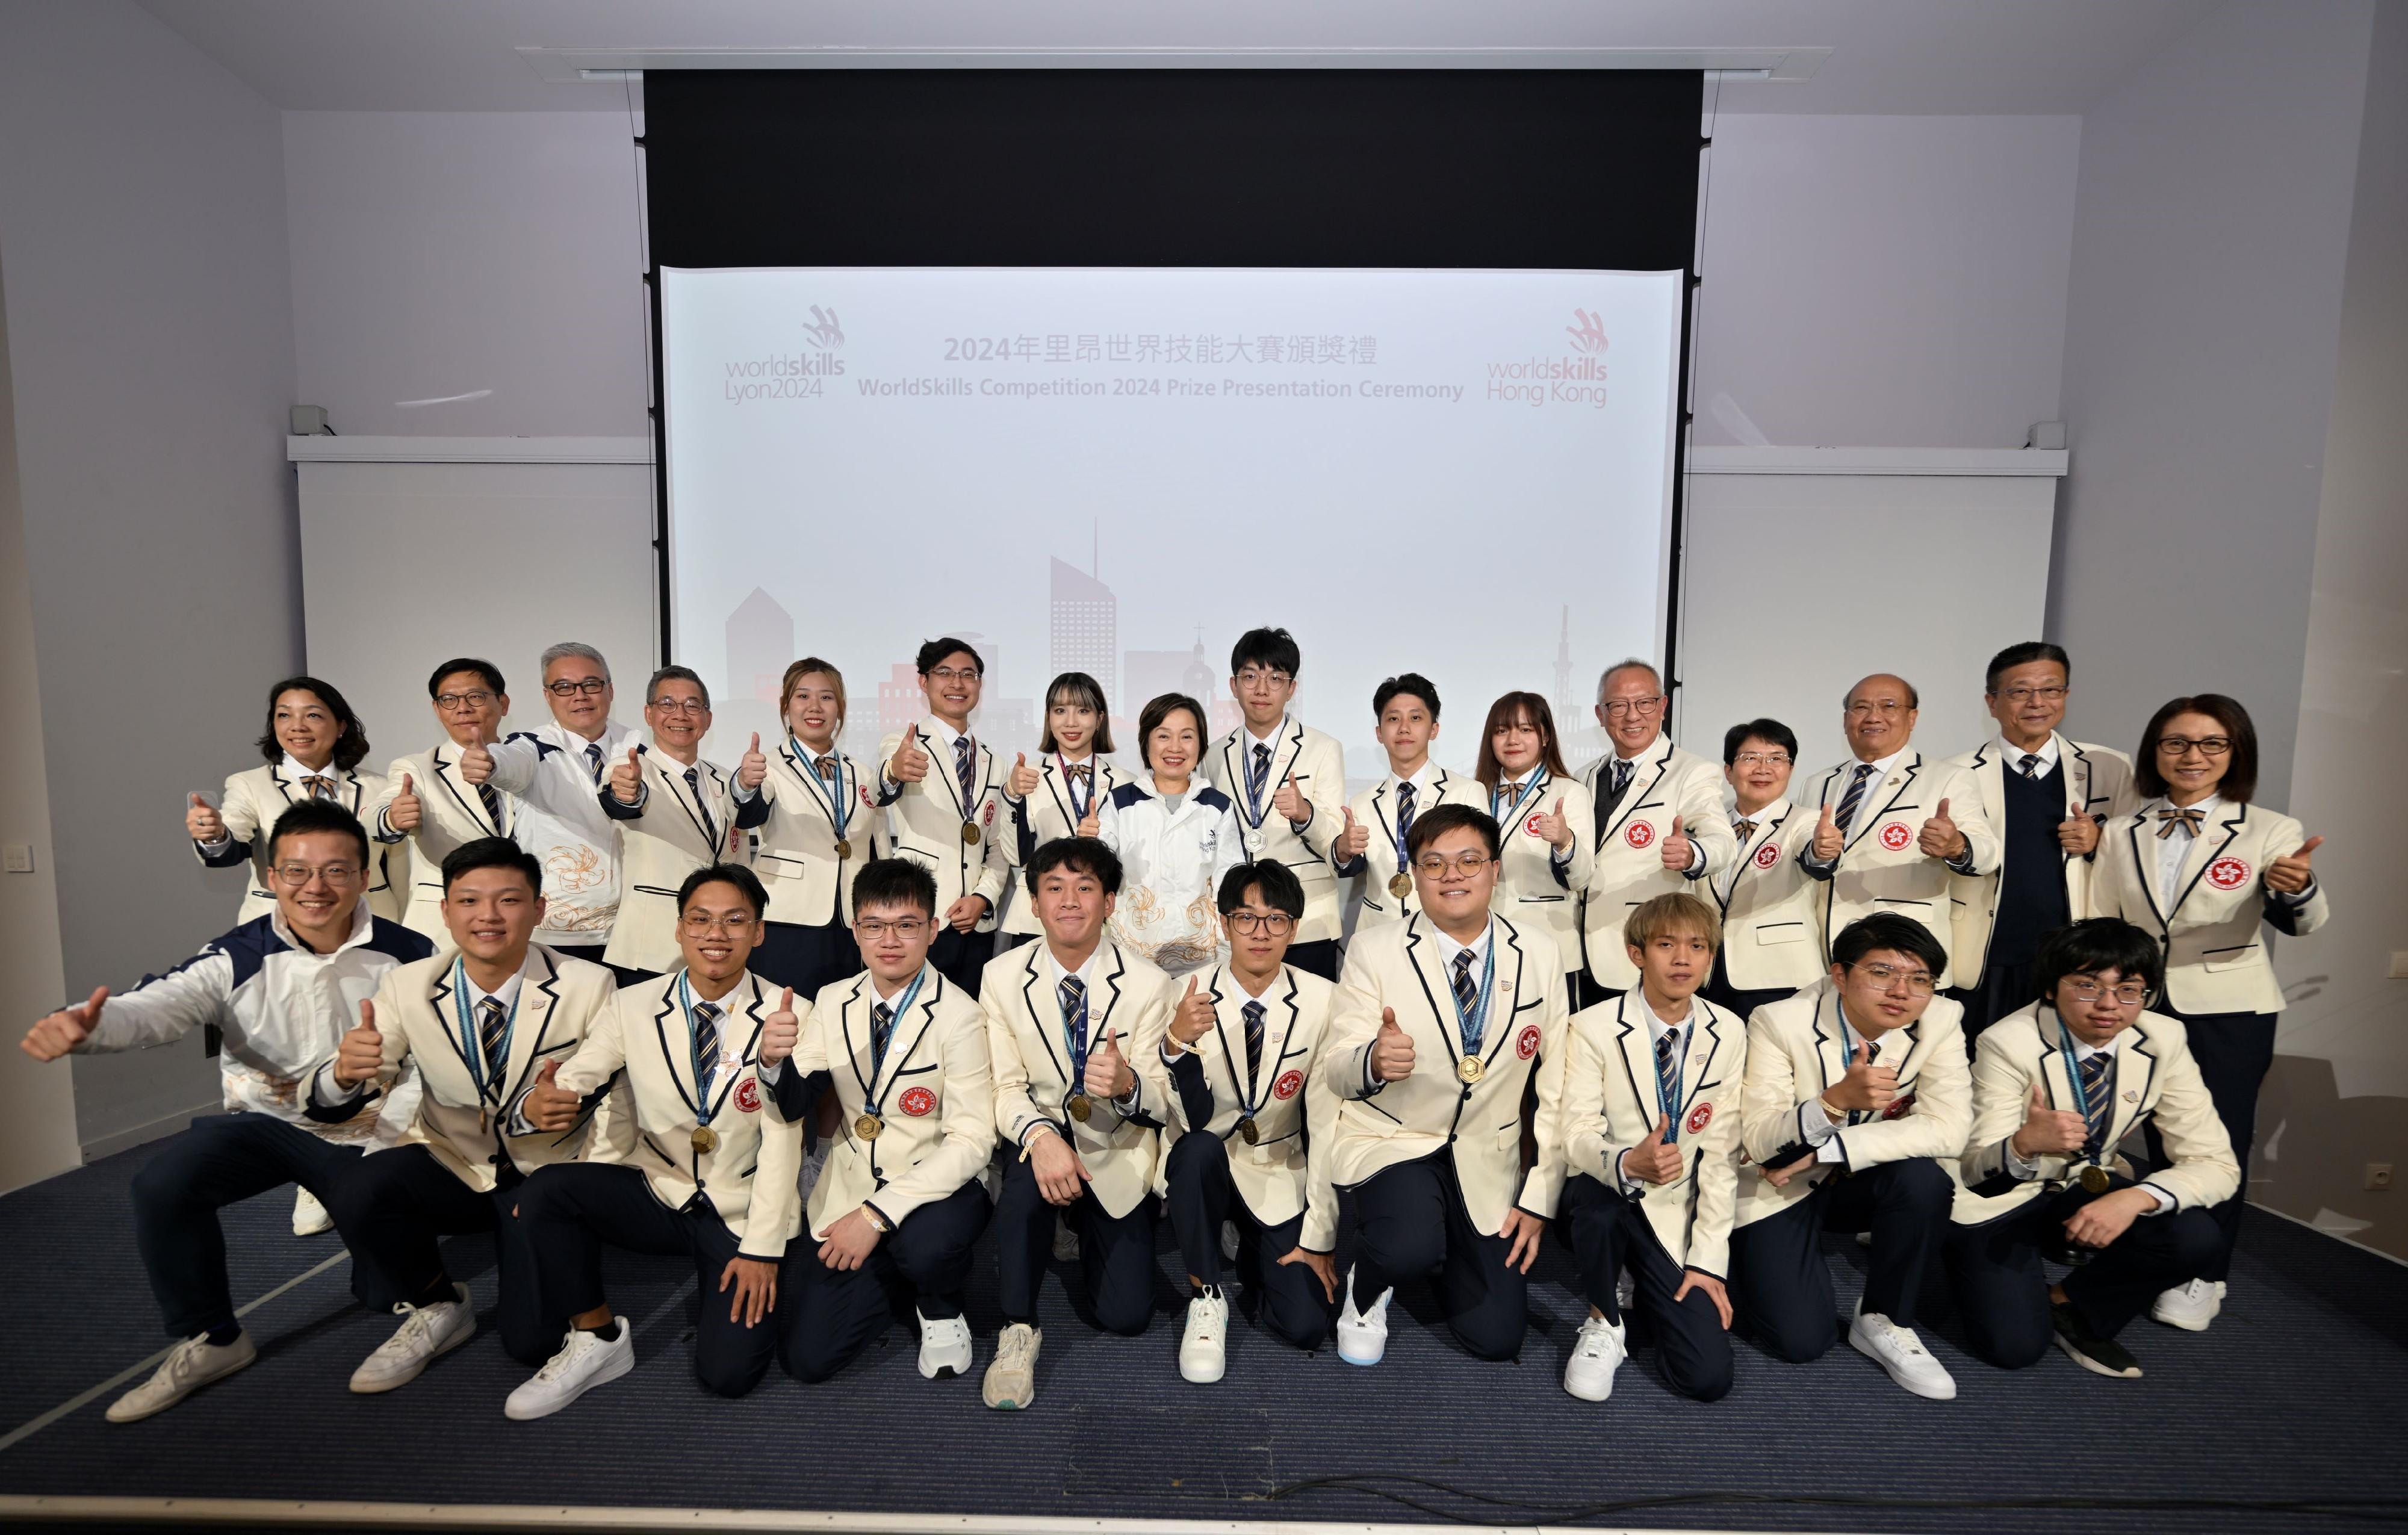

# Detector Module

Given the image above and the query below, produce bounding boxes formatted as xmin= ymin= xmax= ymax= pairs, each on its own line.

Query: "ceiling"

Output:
xmin=135 ymin=0 xmax=2221 ymax=116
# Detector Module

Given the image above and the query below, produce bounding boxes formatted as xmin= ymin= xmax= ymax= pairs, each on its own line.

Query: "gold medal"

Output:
xmin=1066 ymin=1093 xmax=1093 ymax=1123
xmin=2079 ymin=1164 xmax=2111 ymax=1194
xmin=833 ymin=837 xmax=852 ymax=860
xmin=1457 ymin=1056 xmax=1485 ymax=1084
xmin=855 ymin=1114 xmax=883 ymax=1141
xmin=962 ymin=820 xmax=981 ymax=846
xmin=690 ymin=1125 xmax=717 ymax=1155
xmin=1237 ymin=1116 xmax=1259 ymax=1146
xmin=1388 ymin=872 xmax=1412 ymax=899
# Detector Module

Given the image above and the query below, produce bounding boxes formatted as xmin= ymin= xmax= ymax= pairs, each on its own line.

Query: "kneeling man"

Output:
xmin=1946 ymin=917 xmax=2235 ymax=1379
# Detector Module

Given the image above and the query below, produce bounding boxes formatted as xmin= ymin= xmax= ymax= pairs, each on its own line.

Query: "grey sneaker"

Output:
xmin=983 ymin=1321 xmax=1041 ymax=1409
xmin=107 ymin=1332 xmax=256 ymax=1423
xmin=349 ymin=1284 xmax=476 ymax=1393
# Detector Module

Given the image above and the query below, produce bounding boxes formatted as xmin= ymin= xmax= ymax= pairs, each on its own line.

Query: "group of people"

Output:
xmin=20 ymin=628 xmax=2327 ymax=1423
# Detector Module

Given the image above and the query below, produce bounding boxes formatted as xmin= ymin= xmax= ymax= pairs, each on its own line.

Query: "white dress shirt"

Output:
xmin=1997 ymin=733 xmax=2062 ymax=780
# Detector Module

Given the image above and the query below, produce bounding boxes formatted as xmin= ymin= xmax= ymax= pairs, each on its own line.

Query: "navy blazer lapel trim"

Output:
xmin=2165 ymin=803 xmax=2247 ymax=921
xmin=429 ymin=746 xmax=500 ymax=836
xmin=1400 ymin=918 xmax=1463 ymax=1068
xmin=1018 ymin=946 xmax=1070 ymax=1084
xmin=874 ymin=973 xmax=946 ymax=1099
xmin=1610 ymin=994 xmax=1651 ymax=1124
xmin=649 ymin=983 xmax=700 ymax=1119
xmin=1844 ymin=753 xmax=1922 ymax=853
xmin=501 ymin=949 xmax=565 ymax=1102
xmin=427 ymin=963 xmax=479 ymax=1083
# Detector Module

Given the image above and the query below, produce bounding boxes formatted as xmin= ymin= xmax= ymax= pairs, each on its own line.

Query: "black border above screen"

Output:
xmin=642 ymin=67 xmax=1703 ymax=670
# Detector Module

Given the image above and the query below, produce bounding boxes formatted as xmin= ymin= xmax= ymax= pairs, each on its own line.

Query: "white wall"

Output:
xmin=284 ymin=111 xmax=651 ymax=438
xmin=2264 ymin=0 xmax=2408 ymax=1256
xmin=1693 ymin=113 xmax=2082 ymax=450
xmin=2047 ymin=0 xmax=2375 ymax=806
xmin=0 ymin=1 xmax=299 ymax=1152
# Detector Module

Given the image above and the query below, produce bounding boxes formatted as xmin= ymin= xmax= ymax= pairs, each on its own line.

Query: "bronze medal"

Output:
xmin=1066 ymin=1093 xmax=1093 ymax=1124
xmin=855 ymin=1114 xmax=883 ymax=1141
xmin=690 ymin=1125 xmax=717 ymax=1155
xmin=833 ymin=837 xmax=852 ymax=860
xmin=2079 ymin=1164 xmax=2111 ymax=1195
xmin=1388 ymin=872 xmax=1412 ymax=899
xmin=1457 ymin=1056 xmax=1485 ymax=1084
xmin=1237 ymin=1116 xmax=1259 ymax=1146
xmin=961 ymin=820 xmax=981 ymax=846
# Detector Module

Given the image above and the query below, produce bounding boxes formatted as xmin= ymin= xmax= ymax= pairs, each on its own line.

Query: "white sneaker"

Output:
xmin=350 ymin=1284 xmax=475 ymax=1394
xmin=1562 ymin=1313 xmax=1627 ymax=1401
xmin=504 ymin=1321 xmax=633 ymax=1421
xmin=1335 ymin=1266 xmax=1392 ymax=1367
xmin=983 ymin=1321 xmax=1041 ymax=1409
xmin=1849 ymin=1307 xmax=1957 ymax=1400
xmin=1052 ymin=1216 xmax=1081 ymax=1264
xmin=1180 ymin=1288 xmax=1230 ymax=1384
xmin=106 ymin=1332 xmax=256 ymax=1423
xmin=2150 ymin=1277 xmax=2224 ymax=1332
xmin=1220 ymin=1221 xmax=1241 ymax=1263
xmin=917 ymin=1310 xmax=973 ymax=1380
xmin=292 ymin=1186 xmax=333 ymax=1236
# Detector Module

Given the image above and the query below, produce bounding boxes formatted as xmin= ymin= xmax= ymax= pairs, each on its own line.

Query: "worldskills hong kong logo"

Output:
xmin=1484 ymin=308 xmax=1610 ymax=408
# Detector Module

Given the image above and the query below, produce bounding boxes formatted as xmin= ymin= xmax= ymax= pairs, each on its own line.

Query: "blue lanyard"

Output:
xmin=1453 ymin=940 xmax=1497 ymax=1051
xmin=2055 ymin=1014 xmax=2109 ymax=1156
xmin=1654 ymin=1020 xmax=1690 ymax=1142
xmin=677 ymin=973 xmax=735 ymax=1129
xmin=1237 ymin=734 xmax=1277 ymax=833
xmin=449 ymin=956 xmax=519 ymax=1105
xmin=1491 ymin=771 xmax=1544 ymax=831
xmin=792 ymin=737 xmax=849 ymax=839
xmin=1058 ymin=753 xmax=1096 ymax=823
xmin=867 ymin=967 xmax=928 ymax=1093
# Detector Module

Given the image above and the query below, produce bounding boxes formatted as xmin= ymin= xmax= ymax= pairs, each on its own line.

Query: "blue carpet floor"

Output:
xmin=2 ymin=1130 xmax=2404 ymax=1533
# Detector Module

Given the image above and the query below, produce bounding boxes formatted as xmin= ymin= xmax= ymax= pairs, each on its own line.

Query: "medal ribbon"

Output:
xmin=860 ymin=966 xmax=929 ymax=1121
xmin=1491 ymin=771 xmax=1546 ymax=837
xmin=1226 ymin=974 xmax=1276 ymax=1124
xmin=1654 ymin=1022 xmax=1689 ymax=1144
xmin=678 ymin=973 xmax=731 ymax=1133
xmin=1452 ymin=940 xmax=1497 ymax=1055
xmin=449 ymin=955 xmax=519 ymax=1107
xmin=793 ymin=736 xmax=851 ymax=843
xmin=2055 ymin=1014 xmax=2115 ymax=1163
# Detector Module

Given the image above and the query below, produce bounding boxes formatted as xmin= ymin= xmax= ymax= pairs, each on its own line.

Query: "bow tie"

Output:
xmin=1063 ymin=763 xmax=1092 ymax=783
xmin=2157 ymin=807 xmax=2205 ymax=839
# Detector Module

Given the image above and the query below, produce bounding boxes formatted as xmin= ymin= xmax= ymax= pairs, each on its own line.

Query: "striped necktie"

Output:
xmin=871 ymin=1002 xmax=895 ymax=1071
xmin=2079 ymin=1051 xmax=2114 ymax=1158
xmin=477 ymin=781 xmax=504 ymax=830
xmin=685 ymin=766 xmax=716 ymax=848
xmin=477 ymin=997 xmax=509 ymax=1094
xmin=1248 ymin=743 xmax=1271 ymax=815
xmin=1395 ymin=781 xmax=1418 ymax=852
xmin=954 ymin=736 xmax=978 ymax=811
xmin=1242 ymin=999 xmax=1265 ymax=1085
xmin=1058 ymin=976 xmax=1088 ymax=1074
xmin=1834 ymin=762 xmax=1876 ymax=839
xmin=2017 ymin=753 xmax=2043 ymax=780
xmin=691 ymin=1000 xmax=722 ymax=1099
xmin=1655 ymin=1028 xmax=1682 ymax=1127
xmin=585 ymin=742 xmax=604 ymax=783
xmin=1451 ymin=950 xmax=1481 ymax=1050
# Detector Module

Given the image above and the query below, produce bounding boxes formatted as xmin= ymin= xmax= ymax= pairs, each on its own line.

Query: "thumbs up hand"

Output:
xmin=1827 ymin=1042 xmax=1899 ymax=1115
xmin=459 ymin=739 xmax=494 ymax=785
xmin=2265 ymin=834 xmax=2324 ymax=895
xmin=1007 ymin=751 xmax=1040 ymax=799
xmin=1084 ymin=1031 xmax=1134 ymax=1100
xmin=22 ymin=985 xmax=108 ymax=1062
xmin=523 ymin=1056 xmax=580 ymax=1132
xmin=1813 ymin=800 xmax=1844 ymax=862
xmin=1658 ymin=814 xmax=1695 ymax=872
xmin=2056 ymin=802 xmax=2101 ymax=855
xmin=760 ymin=987 xmax=799 ymax=1067
xmin=1621 ymin=1112 xmax=1684 ymax=1186
xmin=185 ymin=793 xmax=226 ymax=843
xmin=1076 ymin=805 xmax=1101 ymax=839
xmin=1337 ymin=805 xmax=1371 ymax=860
xmin=1919 ymin=796 xmax=1967 ymax=860
xmin=387 ymin=774 xmax=423 ymax=833
xmin=334 ymin=999 xmax=385 ymax=1088
xmin=737 ymin=733 xmax=768 ymax=793
xmin=2009 ymin=1081 xmax=2091 ymax=1160
xmin=888 ymin=731 xmax=929 ymax=784
xmin=609 ymin=746 xmax=644 ymax=805
xmin=1370 ymin=1007 xmax=1415 ymax=1082
xmin=1170 ymin=976 xmax=1215 ymax=1046
xmin=1531 ymin=797 xmax=1574 ymax=851
xmin=1273 ymin=771 xmax=1308 ymax=826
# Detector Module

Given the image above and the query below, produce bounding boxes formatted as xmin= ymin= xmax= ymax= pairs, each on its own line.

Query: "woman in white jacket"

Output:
xmin=1097 ymin=693 xmax=1244 ymax=976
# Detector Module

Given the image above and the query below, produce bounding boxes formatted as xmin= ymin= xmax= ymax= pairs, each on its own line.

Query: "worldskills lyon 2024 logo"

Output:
xmin=722 ymin=305 xmax=845 ymax=402
xmin=1484 ymin=308 xmax=1611 ymax=410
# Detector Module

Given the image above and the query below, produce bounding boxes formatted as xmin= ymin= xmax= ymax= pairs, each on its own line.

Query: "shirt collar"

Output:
xmin=1997 ymin=733 xmax=2062 ymax=772
xmin=1430 ymin=919 xmax=1494 ymax=971
xmin=1846 ymin=746 xmax=1908 ymax=783
xmin=1045 ymin=942 xmax=1105 ymax=990
xmin=1613 ymin=731 xmax=1665 ymax=766
xmin=923 ymin=715 xmax=970 ymax=751
xmin=459 ymin=950 xmax=534 ymax=1011
xmin=1734 ymin=798 xmax=1787 ymax=826
xmin=269 ymin=896 xmax=373 ymax=955
xmin=867 ymin=961 xmax=936 ymax=1008
xmin=2041 ymin=1005 xmax=2121 ymax=1059
xmin=278 ymin=754 xmax=338 ymax=785
xmin=1243 ymin=715 xmax=1289 ymax=749
xmin=1639 ymin=992 xmax=1694 ymax=1047
xmin=1392 ymin=761 xmax=1438 ymax=794
xmin=2156 ymin=793 xmax=2223 ymax=822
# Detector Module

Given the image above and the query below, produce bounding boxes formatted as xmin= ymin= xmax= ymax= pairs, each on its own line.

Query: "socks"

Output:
xmin=919 ymin=1294 xmax=965 ymax=1322
xmin=204 ymin=1324 xmax=243 ymax=1347
xmin=581 ymin=1318 xmax=622 ymax=1342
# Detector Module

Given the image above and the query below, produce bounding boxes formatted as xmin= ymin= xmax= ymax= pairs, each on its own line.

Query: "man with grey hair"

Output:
xmin=591 ymin=665 xmax=751 ymax=978
xmin=1574 ymin=659 xmax=1736 ymax=1009
xmin=463 ymin=642 xmax=644 ymax=976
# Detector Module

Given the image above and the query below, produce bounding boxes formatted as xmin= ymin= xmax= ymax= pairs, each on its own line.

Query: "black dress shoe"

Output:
xmin=2051 ymin=1300 xmax=2141 ymax=1378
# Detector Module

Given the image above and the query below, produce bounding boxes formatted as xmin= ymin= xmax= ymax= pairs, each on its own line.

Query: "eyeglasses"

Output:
xmin=1995 ymin=685 xmax=2068 ymax=704
xmin=854 ymin=918 xmax=931 ymax=941
xmin=1600 ymin=696 xmax=1664 ymax=719
xmin=1235 ymin=668 xmax=1293 ymax=689
xmin=924 ymin=666 xmax=981 ymax=684
xmin=1731 ymin=751 xmax=1792 ymax=768
xmin=650 ymin=697 xmax=709 ymax=715
xmin=1850 ymin=961 xmax=1936 ymax=996
xmin=678 ymin=913 xmax=754 ymax=935
xmin=1412 ymin=852 xmax=1493 ymax=877
xmin=272 ymin=862 xmax=360 ymax=887
xmin=2156 ymin=736 xmax=2232 ymax=757
xmin=1224 ymin=911 xmax=1296 ymax=936
xmin=2065 ymin=978 xmax=2149 ymax=1007
xmin=433 ymin=690 xmax=496 ymax=710
xmin=545 ymin=678 xmax=608 ymax=697
xmin=1846 ymin=699 xmax=1911 ymax=718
